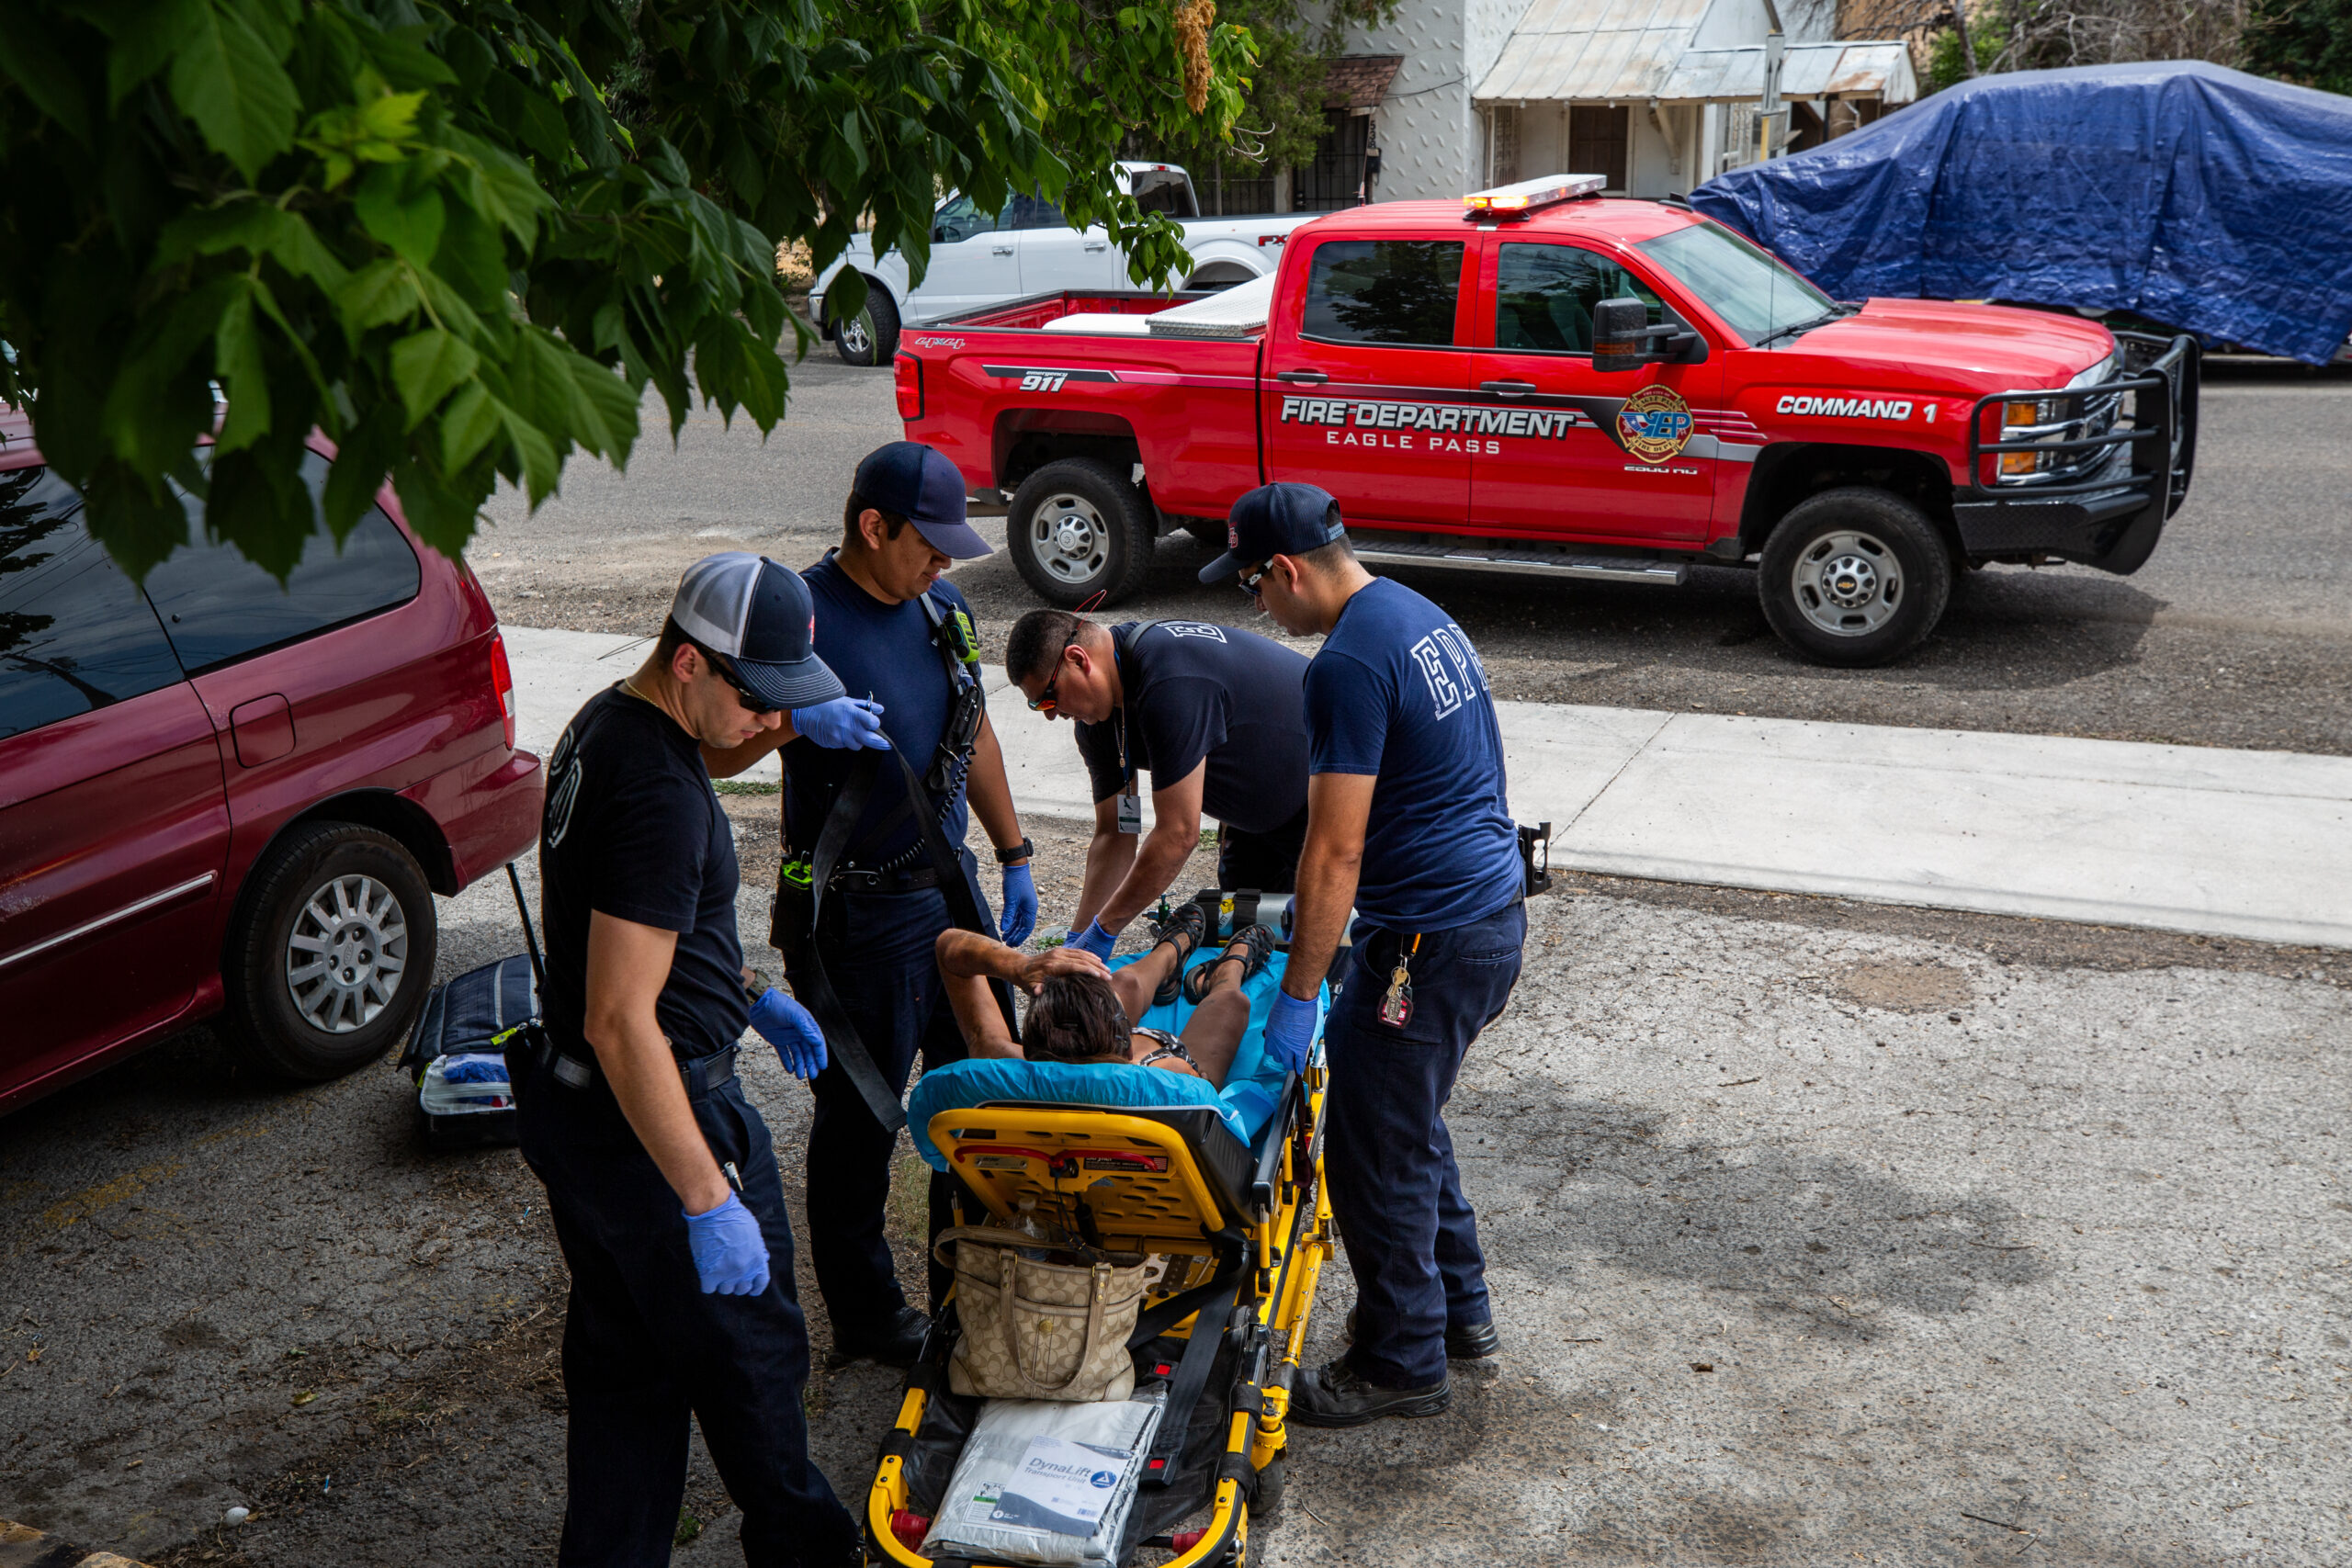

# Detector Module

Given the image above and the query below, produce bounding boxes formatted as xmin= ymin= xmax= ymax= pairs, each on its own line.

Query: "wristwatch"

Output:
xmin=994 ymin=837 xmax=1035 ymax=865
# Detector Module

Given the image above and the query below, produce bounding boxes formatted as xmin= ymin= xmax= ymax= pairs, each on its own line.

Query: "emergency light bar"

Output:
xmin=1463 ymin=174 xmax=1607 ymax=217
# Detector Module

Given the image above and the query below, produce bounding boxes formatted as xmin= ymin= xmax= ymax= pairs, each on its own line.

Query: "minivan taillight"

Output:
xmin=490 ymin=631 xmax=516 ymax=750
xmin=894 ymin=353 xmax=923 ymax=421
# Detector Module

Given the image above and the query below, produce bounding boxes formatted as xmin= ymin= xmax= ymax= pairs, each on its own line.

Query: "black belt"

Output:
xmin=541 ymin=1039 xmax=740 ymax=1097
xmin=829 ymin=863 xmax=944 ymax=894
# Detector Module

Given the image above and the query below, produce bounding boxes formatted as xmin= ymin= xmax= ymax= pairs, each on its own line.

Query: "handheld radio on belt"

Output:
xmin=768 ymin=588 xmax=1014 ymax=1132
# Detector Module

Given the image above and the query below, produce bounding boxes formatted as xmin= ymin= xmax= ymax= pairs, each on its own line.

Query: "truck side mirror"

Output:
xmin=1592 ymin=298 xmax=1656 ymax=373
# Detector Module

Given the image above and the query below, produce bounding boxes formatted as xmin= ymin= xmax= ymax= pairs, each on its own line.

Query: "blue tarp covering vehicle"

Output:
xmin=1691 ymin=62 xmax=2352 ymax=365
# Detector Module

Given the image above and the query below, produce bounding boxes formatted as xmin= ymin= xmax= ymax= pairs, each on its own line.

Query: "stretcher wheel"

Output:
xmin=1250 ymin=1452 xmax=1286 ymax=1522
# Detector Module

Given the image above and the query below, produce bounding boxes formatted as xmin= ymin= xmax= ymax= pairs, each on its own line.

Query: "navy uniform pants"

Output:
xmin=514 ymin=1052 xmax=855 ymax=1568
xmin=795 ymin=849 xmax=993 ymax=1325
xmin=1322 ymin=899 xmax=1527 ymax=1389
xmin=1216 ymin=803 xmax=1309 ymax=893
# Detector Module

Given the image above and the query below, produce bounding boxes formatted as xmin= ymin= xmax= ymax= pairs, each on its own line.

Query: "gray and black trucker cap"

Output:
xmin=670 ymin=552 xmax=845 ymax=710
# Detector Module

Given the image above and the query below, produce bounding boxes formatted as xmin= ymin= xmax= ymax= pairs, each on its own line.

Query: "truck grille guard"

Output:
xmin=1954 ymin=331 xmax=2200 ymax=576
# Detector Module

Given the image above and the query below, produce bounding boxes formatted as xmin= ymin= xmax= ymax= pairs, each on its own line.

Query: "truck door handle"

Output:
xmin=1480 ymin=379 xmax=1537 ymax=399
xmin=1083 ymin=241 xmax=1109 ymax=252
xmin=1276 ymin=369 xmax=1329 ymax=385
xmin=991 ymin=244 xmax=1015 ymax=255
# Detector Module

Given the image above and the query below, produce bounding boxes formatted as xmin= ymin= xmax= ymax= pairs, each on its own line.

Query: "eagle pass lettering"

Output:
xmin=1778 ymin=394 xmax=1916 ymax=421
xmin=899 ymin=176 xmax=2196 ymax=669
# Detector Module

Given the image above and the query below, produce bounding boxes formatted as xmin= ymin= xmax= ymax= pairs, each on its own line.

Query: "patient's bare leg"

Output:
xmin=1170 ymin=935 xmax=1258 ymax=1088
xmin=1110 ymin=929 xmax=1186 ymax=1024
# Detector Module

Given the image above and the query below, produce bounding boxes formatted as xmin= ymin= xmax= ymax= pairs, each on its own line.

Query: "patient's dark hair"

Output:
xmin=1004 ymin=609 xmax=1092 ymax=686
xmin=1022 ymin=972 xmax=1130 ymax=1063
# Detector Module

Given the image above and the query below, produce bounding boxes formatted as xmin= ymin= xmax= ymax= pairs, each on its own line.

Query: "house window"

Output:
xmin=1485 ymin=105 xmax=1521 ymax=187
xmin=1567 ymin=105 xmax=1630 ymax=192
xmin=1294 ymin=110 xmax=1373 ymax=211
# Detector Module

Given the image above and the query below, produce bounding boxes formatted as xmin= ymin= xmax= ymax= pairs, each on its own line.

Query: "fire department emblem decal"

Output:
xmin=1617 ymin=385 xmax=1696 ymax=464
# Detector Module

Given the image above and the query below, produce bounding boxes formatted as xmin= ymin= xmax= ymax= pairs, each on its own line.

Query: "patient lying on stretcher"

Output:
xmin=934 ymin=902 xmax=1273 ymax=1087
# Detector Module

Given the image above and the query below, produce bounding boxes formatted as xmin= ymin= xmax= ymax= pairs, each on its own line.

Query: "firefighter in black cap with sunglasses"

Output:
xmin=707 ymin=441 xmax=1038 ymax=1369
xmin=524 ymin=550 xmax=890 ymax=1565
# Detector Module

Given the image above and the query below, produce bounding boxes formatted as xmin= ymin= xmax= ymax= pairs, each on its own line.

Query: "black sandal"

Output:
xmin=1182 ymin=922 xmax=1273 ymax=1004
xmin=1145 ymin=902 xmax=1207 ymax=1007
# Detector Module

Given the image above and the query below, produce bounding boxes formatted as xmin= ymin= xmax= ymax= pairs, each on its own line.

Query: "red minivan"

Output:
xmin=0 ymin=413 xmax=542 ymax=1113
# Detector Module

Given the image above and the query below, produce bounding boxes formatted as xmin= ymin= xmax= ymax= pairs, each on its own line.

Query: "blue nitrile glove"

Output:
xmin=999 ymin=863 xmax=1038 ymax=947
xmin=683 ymin=1191 xmax=771 ymax=1295
xmin=790 ymin=696 xmax=889 ymax=750
xmin=1263 ymin=988 xmax=1318 ymax=1076
xmin=1069 ymin=919 xmax=1117 ymax=961
xmin=749 ymin=987 xmax=827 ymax=1079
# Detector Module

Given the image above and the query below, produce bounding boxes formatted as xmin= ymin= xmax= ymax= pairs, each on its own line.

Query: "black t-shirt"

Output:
xmin=539 ymin=685 xmax=747 ymax=1059
xmin=783 ymin=557 xmax=982 ymax=862
xmin=1073 ymin=620 xmax=1312 ymax=834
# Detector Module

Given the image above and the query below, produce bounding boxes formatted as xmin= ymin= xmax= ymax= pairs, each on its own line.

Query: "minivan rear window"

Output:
xmin=141 ymin=449 xmax=420 ymax=674
xmin=0 ymin=467 xmax=185 ymax=739
xmin=1300 ymin=240 xmax=1464 ymax=346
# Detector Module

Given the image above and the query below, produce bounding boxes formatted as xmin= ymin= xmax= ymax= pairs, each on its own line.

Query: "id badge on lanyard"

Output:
xmin=1114 ymin=712 xmax=1141 ymax=835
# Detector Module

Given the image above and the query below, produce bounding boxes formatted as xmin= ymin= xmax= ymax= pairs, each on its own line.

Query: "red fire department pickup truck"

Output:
xmin=894 ymin=175 xmax=2199 ymax=666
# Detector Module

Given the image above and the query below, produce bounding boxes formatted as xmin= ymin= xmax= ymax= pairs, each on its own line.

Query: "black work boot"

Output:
xmin=831 ymin=1303 xmax=930 ymax=1368
xmin=1287 ymin=1356 xmax=1451 ymax=1428
xmin=1344 ymin=1306 xmax=1502 ymax=1361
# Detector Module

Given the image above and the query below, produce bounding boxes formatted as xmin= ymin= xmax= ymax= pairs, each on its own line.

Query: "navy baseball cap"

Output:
xmin=853 ymin=441 xmax=992 ymax=559
xmin=1198 ymin=482 xmax=1347 ymax=583
xmin=671 ymin=552 xmax=845 ymax=710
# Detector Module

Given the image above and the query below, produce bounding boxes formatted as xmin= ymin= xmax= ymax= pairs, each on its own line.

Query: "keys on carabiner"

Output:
xmin=1378 ymin=963 xmax=1413 ymax=1028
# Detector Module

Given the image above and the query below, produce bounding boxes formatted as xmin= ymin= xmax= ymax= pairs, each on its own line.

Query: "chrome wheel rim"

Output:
xmin=285 ymin=874 xmax=408 ymax=1032
xmin=1792 ymin=530 xmax=1903 ymax=637
xmin=1029 ymin=492 xmax=1109 ymax=587
xmin=839 ymin=314 xmax=873 ymax=358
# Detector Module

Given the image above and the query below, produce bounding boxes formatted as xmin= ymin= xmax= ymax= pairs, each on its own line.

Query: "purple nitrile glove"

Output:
xmin=1262 ymin=987 xmax=1317 ymax=1076
xmin=683 ymin=1191 xmax=771 ymax=1295
xmin=1068 ymin=919 xmax=1117 ymax=961
xmin=748 ymin=987 xmax=827 ymax=1079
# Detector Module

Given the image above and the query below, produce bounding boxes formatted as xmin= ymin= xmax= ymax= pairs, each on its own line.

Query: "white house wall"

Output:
xmin=1343 ymin=0 xmax=1473 ymax=200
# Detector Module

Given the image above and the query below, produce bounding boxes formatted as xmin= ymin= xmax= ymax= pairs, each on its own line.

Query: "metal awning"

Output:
xmin=1476 ymin=2 xmax=1919 ymax=106
xmin=1474 ymin=0 xmax=1713 ymax=105
xmin=1661 ymin=40 xmax=1918 ymax=102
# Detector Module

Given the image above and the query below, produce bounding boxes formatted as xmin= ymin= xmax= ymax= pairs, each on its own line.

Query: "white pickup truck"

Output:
xmin=809 ymin=162 xmax=1317 ymax=365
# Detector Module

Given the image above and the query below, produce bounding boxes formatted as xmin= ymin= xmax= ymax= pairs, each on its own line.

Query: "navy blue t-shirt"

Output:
xmin=1304 ymin=579 xmax=1522 ymax=931
xmin=1073 ymin=620 xmax=1312 ymax=834
xmin=783 ymin=554 xmax=980 ymax=863
xmin=539 ymin=685 xmax=748 ymax=1058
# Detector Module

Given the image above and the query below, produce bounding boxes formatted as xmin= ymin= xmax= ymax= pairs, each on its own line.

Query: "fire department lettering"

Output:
xmin=1278 ymin=397 xmax=1588 ymax=440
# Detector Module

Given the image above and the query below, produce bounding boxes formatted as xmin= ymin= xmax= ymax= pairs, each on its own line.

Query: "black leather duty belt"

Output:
xmin=830 ymin=863 xmax=944 ymax=894
xmin=544 ymin=1040 xmax=740 ymax=1097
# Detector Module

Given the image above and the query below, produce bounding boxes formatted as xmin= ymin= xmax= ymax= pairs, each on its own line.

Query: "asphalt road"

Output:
xmin=470 ymin=353 xmax=2352 ymax=755
xmin=3 ymin=819 xmax=2345 ymax=1566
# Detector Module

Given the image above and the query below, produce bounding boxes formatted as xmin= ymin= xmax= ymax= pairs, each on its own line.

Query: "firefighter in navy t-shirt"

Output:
xmin=1002 ymin=608 xmax=1313 ymax=959
xmin=522 ymin=552 xmax=892 ymax=1565
xmin=1199 ymin=483 xmax=1529 ymax=1428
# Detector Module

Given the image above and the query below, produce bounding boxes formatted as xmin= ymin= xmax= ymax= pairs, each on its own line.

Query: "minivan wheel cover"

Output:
xmin=285 ymin=874 xmax=409 ymax=1033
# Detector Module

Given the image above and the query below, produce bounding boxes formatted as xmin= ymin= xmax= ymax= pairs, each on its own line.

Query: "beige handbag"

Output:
xmin=933 ymin=1225 xmax=1148 ymax=1402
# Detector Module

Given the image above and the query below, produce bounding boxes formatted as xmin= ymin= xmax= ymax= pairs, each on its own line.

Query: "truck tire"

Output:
xmin=1181 ymin=516 xmax=1227 ymax=546
xmin=1008 ymin=458 xmax=1157 ymax=607
xmin=224 ymin=822 xmax=437 ymax=1079
xmin=831 ymin=279 xmax=899 ymax=367
xmin=1758 ymin=489 xmax=1952 ymax=667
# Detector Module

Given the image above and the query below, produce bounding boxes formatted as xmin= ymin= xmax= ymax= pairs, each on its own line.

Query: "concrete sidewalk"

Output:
xmin=503 ymin=625 xmax=2352 ymax=951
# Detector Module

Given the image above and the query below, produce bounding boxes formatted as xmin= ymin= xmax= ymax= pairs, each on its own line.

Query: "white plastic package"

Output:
xmin=417 ymin=1052 xmax=513 ymax=1116
xmin=922 ymin=1387 xmax=1167 ymax=1568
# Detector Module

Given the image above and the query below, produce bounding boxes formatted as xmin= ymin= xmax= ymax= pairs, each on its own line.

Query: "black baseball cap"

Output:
xmin=1197 ymin=482 xmax=1348 ymax=583
xmin=853 ymin=441 xmax=993 ymax=559
xmin=671 ymin=552 xmax=845 ymax=710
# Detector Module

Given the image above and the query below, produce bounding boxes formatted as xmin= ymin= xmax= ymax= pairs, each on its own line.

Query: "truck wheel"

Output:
xmin=1757 ymin=489 xmax=1952 ymax=667
xmin=1008 ymin=458 xmax=1156 ymax=607
xmin=1181 ymin=517 xmax=1227 ymax=546
xmin=831 ymin=280 xmax=899 ymax=367
xmin=224 ymin=822 xmax=438 ymax=1079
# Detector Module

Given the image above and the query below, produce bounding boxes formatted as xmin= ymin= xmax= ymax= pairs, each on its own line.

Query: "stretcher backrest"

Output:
xmin=927 ymin=1104 xmax=1255 ymax=1248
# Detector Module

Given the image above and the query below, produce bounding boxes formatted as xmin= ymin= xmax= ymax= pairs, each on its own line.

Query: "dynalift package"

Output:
xmin=922 ymin=1386 xmax=1167 ymax=1568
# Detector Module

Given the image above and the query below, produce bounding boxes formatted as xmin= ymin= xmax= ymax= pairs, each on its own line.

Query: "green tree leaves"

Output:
xmin=0 ymin=0 xmax=1246 ymax=579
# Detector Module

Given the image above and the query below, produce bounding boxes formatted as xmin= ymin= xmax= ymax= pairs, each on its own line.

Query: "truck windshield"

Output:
xmin=1636 ymin=222 xmax=1836 ymax=346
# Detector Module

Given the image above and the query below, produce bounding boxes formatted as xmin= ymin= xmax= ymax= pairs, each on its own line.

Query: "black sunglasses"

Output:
xmin=1238 ymin=559 xmax=1274 ymax=598
xmin=1027 ymin=639 xmax=1080 ymax=712
xmin=696 ymin=645 xmax=780 ymax=716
